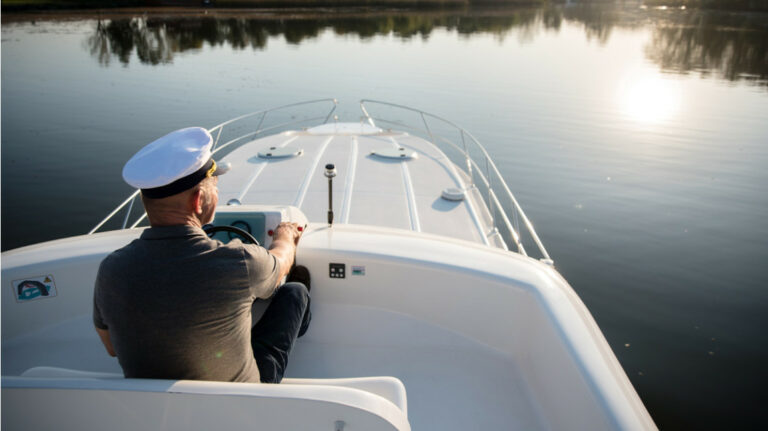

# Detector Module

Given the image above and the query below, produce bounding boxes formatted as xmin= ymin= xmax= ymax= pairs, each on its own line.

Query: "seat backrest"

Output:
xmin=2 ymin=372 xmax=410 ymax=431
xmin=283 ymin=376 xmax=408 ymax=416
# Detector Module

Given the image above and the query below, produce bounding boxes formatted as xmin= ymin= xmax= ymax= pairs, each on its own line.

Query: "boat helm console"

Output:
xmin=206 ymin=205 xmax=309 ymax=247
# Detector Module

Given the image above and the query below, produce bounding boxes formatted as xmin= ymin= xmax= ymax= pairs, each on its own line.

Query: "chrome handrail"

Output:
xmin=88 ymin=189 xmax=141 ymax=234
xmin=208 ymin=98 xmax=338 ymax=152
xmin=359 ymin=99 xmax=552 ymax=264
xmin=89 ymin=98 xmax=338 ymax=234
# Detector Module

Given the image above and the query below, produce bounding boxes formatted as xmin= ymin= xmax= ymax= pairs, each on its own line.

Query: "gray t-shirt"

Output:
xmin=93 ymin=225 xmax=281 ymax=383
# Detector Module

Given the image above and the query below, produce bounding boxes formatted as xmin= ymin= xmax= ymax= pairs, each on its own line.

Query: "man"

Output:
xmin=93 ymin=127 xmax=310 ymax=384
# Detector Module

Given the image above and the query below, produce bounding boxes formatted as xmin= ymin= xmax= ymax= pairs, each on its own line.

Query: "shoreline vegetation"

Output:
xmin=2 ymin=0 xmax=768 ymax=12
xmin=643 ymin=0 xmax=768 ymax=11
xmin=0 ymin=0 xmax=546 ymax=11
xmin=4 ymin=2 xmax=764 ymax=87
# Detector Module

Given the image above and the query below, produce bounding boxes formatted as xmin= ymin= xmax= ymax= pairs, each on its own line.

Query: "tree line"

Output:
xmin=81 ymin=6 xmax=767 ymax=87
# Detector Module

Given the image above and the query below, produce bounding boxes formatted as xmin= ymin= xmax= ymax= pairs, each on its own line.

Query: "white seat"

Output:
xmin=283 ymin=376 xmax=408 ymax=415
xmin=21 ymin=366 xmax=123 ymax=379
xmin=19 ymin=366 xmax=408 ymax=415
xmin=5 ymin=366 xmax=409 ymax=431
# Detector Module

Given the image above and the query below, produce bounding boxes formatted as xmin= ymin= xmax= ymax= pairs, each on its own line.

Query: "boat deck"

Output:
xmin=217 ymin=124 xmax=500 ymax=247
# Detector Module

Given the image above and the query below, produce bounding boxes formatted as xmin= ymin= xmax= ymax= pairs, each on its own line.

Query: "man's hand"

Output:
xmin=274 ymin=222 xmax=302 ymax=246
xmin=268 ymin=222 xmax=303 ymax=285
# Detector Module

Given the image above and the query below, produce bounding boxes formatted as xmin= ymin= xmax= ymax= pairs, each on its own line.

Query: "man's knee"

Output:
xmin=280 ymin=282 xmax=309 ymax=306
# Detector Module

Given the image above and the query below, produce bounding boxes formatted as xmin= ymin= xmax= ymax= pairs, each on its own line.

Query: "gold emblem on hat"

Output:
xmin=206 ymin=160 xmax=217 ymax=178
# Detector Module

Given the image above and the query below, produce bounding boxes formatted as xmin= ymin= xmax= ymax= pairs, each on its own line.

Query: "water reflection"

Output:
xmin=645 ymin=12 xmax=768 ymax=84
xmin=562 ymin=3 xmax=640 ymax=44
xmin=72 ymin=6 xmax=768 ymax=86
xmin=85 ymin=11 xmax=542 ymax=66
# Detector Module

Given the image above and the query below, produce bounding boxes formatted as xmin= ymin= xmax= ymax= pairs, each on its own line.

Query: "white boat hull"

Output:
xmin=2 ymin=223 xmax=654 ymax=430
xmin=2 ymin=105 xmax=655 ymax=430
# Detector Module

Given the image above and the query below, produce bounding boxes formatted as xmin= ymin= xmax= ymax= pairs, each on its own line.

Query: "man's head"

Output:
xmin=123 ymin=127 xmax=227 ymax=227
xmin=140 ymin=175 xmax=218 ymax=227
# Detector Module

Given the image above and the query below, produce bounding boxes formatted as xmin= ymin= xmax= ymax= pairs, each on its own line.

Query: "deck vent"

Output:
xmin=370 ymin=147 xmax=417 ymax=160
xmin=258 ymin=146 xmax=303 ymax=159
xmin=441 ymin=187 xmax=465 ymax=202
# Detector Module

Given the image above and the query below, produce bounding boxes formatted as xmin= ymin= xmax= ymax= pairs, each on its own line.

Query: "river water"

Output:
xmin=2 ymin=4 xmax=767 ymax=429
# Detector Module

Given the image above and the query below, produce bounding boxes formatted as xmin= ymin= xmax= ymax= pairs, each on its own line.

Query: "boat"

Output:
xmin=1 ymin=99 xmax=656 ymax=430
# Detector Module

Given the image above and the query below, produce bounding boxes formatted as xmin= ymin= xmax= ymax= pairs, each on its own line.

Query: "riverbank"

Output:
xmin=4 ymin=0 xmax=767 ymax=12
xmin=644 ymin=0 xmax=768 ymax=12
xmin=1 ymin=0 xmax=550 ymax=12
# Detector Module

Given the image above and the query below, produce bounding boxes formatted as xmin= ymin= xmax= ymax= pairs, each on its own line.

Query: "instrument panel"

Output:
xmin=207 ymin=205 xmax=308 ymax=247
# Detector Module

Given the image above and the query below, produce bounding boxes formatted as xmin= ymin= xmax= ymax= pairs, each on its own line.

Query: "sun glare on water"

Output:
xmin=617 ymin=72 xmax=682 ymax=124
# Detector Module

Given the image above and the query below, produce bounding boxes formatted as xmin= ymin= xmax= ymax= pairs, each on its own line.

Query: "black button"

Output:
xmin=329 ymin=263 xmax=346 ymax=279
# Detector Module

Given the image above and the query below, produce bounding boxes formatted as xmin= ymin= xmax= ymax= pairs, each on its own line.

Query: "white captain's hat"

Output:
xmin=122 ymin=127 xmax=229 ymax=199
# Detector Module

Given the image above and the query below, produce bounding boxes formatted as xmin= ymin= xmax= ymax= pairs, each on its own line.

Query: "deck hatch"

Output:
xmin=258 ymin=146 xmax=303 ymax=159
xmin=370 ymin=148 xmax=417 ymax=160
xmin=441 ymin=188 xmax=466 ymax=202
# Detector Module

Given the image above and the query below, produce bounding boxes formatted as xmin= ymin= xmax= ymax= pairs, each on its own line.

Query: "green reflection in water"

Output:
xmin=645 ymin=11 xmax=768 ymax=83
xmin=77 ymin=5 xmax=768 ymax=87
xmin=85 ymin=10 xmax=542 ymax=66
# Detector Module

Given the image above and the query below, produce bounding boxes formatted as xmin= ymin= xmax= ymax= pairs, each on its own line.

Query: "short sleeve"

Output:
xmin=242 ymin=243 xmax=282 ymax=299
xmin=93 ymin=297 xmax=108 ymax=329
xmin=93 ymin=262 xmax=109 ymax=330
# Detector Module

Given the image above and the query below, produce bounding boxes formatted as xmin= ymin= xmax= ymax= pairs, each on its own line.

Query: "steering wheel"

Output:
xmin=203 ymin=224 xmax=260 ymax=246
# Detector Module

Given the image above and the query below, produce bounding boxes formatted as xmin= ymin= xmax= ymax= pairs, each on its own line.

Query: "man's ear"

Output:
xmin=191 ymin=188 xmax=204 ymax=215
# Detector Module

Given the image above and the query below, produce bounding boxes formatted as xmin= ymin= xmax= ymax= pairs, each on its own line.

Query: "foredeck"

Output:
xmin=217 ymin=124 xmax=498 ymax=247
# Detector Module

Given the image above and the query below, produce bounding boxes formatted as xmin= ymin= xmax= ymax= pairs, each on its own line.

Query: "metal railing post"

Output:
xmin=89 ymin=189 xmax=142 ymax=234
xmin=323 ymin=99 xmax=338 ymax=124
xmin=213 ymin=126 xmax=223 ymax=151
xmin=121 ymin=197 xmax=135 ymax=229
xmin=486 ymin=157 xmax=495 ymax=230
xmin=421 ymin=112 xmax=435 ymax=145
xmin=460 ymin=130 xmax=473 ymax=186
xmin=255 ymin=111 xmax=267 ymax=134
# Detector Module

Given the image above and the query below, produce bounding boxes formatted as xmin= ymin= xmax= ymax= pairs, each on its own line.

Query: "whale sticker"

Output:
xmin=12 ymin=275 xmax=57 ymax=303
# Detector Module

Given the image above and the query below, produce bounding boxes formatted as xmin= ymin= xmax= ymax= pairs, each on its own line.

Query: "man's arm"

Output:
xmin=93 ymin=278 xmax=116 ymax=358
xmin=96 ymin=327 xmax=117 ymax=357
xmin=267 ymin=222 xmax=302 ymax=287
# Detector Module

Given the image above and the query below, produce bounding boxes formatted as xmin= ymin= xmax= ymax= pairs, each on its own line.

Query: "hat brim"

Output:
xmin=142 ymin=158 xmax=227 ymax=199
xmin=211 ymin=160 xmax=230 ymax=176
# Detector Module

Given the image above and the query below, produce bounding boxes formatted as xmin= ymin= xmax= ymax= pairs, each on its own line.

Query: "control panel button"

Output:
xmin=329 ymin=263 xmax=346 ymax=279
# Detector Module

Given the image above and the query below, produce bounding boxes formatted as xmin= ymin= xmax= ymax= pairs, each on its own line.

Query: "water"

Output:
xmin=2 ymin=4 xmax=767 ymax=429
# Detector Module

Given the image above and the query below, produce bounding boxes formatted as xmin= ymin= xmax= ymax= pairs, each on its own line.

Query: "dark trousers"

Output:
xmin=251 ymin=282 xmax=311 ymax=383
